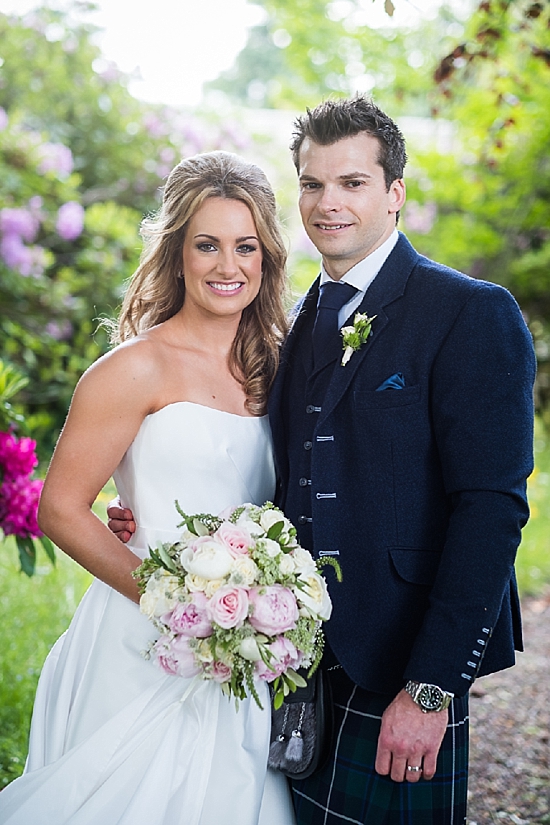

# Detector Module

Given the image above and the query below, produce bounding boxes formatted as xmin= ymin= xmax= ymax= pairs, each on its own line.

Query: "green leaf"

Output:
xmin=285 ymin=668 xmax=307 ymax=689
xmin=273 ymin=688 xmax=285 ymax=710
xmin=266 ymin=520 xmax=284 ymax=541
xmin=16 ymin=536 xmax=36 ymax=577
xmin=38 ymin=535 xmax=56 ymax=566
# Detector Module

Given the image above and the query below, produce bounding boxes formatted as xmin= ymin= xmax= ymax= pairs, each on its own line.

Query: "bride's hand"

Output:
xmin=107 ymin=498 xmax=136 ymax=543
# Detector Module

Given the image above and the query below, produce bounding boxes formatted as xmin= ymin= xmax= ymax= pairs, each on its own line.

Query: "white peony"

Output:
xmin=297 ymin=573 xmax=332 ymax=620
xmin=181 ymin=537 xmax=233 ymax=581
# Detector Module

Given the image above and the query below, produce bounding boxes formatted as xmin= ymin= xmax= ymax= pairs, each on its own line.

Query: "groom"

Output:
xmin=109 ymin=97 xmax=535 ymax=822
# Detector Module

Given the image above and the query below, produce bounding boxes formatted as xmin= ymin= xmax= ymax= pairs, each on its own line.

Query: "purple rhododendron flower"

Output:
xmin=0 ymin=107 xmax=8 ymax=130
xmin=56 ymin=201 xmax=84 ymax=241
xmin=0 ymin=235 xmax=46 ymax=277
xmin=37 ymin=142 xmax=74 ymax=177
xmin=0 ymin=208 xmax=39 ymax=242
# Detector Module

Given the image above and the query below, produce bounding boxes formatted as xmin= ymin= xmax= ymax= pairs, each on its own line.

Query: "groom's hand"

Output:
xmin=374 ymin=689 xmax=447 ymax=783
xmin=107 ymin=498 xmax=136 ymax=543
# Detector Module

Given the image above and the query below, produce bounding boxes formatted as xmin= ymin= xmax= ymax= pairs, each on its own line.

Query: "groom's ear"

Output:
xmin=388 ymin=179 xmax=406 ymax=215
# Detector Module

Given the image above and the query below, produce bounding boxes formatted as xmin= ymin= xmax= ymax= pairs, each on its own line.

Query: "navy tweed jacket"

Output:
xmin=268 ymin=233 xmax=536 ymax=698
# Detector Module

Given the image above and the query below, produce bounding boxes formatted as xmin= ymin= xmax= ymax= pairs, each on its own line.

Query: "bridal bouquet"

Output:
xmin=133 ymin=502 xmax=340 ymax=709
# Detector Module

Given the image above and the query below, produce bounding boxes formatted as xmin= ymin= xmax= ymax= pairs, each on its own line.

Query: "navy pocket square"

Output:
xmin=376 ymin=372 xmax=406 ymax=391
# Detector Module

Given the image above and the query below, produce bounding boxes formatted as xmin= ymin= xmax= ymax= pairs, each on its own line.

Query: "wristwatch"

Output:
xmin=404 ymin=681 xmax=454 ymax=713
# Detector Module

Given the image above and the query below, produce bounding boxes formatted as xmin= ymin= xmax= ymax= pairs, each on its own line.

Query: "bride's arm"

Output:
xmin=38 ymin=342 xmax=158 ymax=604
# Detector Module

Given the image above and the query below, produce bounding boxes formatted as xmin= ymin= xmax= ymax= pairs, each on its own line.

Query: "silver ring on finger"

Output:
xmin=406 ymin=765 xmax=422 ymax=772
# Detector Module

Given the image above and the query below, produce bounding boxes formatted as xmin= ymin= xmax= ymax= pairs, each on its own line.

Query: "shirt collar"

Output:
xmin=320 ymin=229 xmax=399 ymax=292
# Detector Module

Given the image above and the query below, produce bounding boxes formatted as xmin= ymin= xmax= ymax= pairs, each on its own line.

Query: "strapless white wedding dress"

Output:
xmin=0 ymin=403 xmax=296 ymax=825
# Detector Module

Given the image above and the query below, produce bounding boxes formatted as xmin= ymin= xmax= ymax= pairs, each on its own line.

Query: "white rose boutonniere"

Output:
xmin=341 ymin=312 xmax=377 ymax=366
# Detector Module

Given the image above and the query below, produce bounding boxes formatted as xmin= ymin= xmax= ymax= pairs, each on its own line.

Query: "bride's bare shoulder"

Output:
xmin=74 ymin=334 xmax=164 ymax=409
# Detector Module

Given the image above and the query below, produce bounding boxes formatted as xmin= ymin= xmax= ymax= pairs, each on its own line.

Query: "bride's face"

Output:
xmin=181 ymin=197 xmax=263 ymax=319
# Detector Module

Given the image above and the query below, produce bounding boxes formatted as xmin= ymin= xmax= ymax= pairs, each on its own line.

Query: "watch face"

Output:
xmin=418 ymin=684 xmax=444 ymax=711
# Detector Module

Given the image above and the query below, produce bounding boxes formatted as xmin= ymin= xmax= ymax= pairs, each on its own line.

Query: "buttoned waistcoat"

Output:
xmin=268 ymin=233 xmax=536 ymax=697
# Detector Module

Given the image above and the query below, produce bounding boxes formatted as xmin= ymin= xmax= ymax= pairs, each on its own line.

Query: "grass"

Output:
xmin=1 ymin=448 xmax=549 ymax=790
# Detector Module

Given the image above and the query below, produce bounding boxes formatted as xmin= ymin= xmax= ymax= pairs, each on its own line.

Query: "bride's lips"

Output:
xmin=207 ymin=281 xmax=245 ymax=294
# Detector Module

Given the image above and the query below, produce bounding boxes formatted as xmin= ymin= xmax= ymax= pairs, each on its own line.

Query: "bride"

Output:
xmin=0 ymin=152 xmax=296 ymax=825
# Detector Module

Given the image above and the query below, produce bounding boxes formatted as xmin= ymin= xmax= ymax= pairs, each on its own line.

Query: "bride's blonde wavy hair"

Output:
xmin=115 ymin=151 xmax=289 ymax=415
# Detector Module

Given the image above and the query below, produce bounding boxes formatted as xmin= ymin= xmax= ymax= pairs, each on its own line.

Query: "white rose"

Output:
xmin=181 ymin=537 xmax=233 ymax=580
xmin=297 ymin=573 xmax=332 ymax=620
xmin=291 ymin=546 xmax=317 ymax=577
xmin=236 ymin=518 xmax=264 ymax=538
xmin=259 ymin=508 xmax=285 ymax=533
xmin=229 ymin=555 xmax=259 ymax=586
xmin=238 ymin=637 xmax=262 ymax=661
xmin=278 ymin=553 xmax=296 ymax=576
xmin=194 ymin=638 xmax=214 ymax=663
xmin=205 ymin=578 xmax=224 ymax=598
xmin=262 ymin=538 xmax=282 ymax=558
xmin=185 ymin=573 xmax=209 ymax=593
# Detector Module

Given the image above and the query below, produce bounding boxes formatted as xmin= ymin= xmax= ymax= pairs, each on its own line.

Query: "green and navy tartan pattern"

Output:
xmin=291 ymin=668 xmax=469 ymax=825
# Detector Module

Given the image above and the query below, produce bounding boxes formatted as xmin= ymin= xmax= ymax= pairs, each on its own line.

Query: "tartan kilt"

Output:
xmin=291 ymin=668 xmax=469 ymax=825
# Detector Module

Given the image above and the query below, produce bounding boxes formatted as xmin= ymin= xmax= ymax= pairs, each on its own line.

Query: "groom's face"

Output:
xmin=297 ymin=133 xmax=405 ymax=280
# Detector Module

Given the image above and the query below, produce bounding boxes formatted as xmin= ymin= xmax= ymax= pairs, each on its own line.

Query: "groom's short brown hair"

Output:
xmin=290 ymin=95 xmax=407 ymax=190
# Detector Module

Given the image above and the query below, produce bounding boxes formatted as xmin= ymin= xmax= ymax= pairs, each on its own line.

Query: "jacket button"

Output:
xmin=306 ymin=405 xmax=315 ymax=414
xmin=298 ymin=515 xmax=308 ymax=525
xmin=299 ymin=477 xmax=309 ymax=487
xmin=304 ymin=440 xmax=312 ymax=450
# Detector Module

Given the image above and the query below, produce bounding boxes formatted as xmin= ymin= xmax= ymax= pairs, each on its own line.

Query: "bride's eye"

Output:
xmin=196 ymin=242 xmax=217 ymax=252
xmin=237 ymin=244 xmax=258 ymax=254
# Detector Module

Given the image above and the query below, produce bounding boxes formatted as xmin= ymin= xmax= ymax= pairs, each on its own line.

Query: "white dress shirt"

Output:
xmin=319 ymin=229 xmax=399 ymax=328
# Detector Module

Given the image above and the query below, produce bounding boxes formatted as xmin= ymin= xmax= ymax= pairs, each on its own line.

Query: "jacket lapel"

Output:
xmin=318 ymin=234 xmax=420 ymax=426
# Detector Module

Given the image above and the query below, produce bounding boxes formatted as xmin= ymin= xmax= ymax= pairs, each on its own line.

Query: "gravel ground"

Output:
xmin=467 ymin=589 xmax=550 ymax=825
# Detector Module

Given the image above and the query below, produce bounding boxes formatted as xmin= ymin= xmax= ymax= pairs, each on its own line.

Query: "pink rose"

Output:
xmin=210 ymin=661 xmax=232 ymax=683
xmin=255 ymin=636 xmax=302 ymax=682
xmin=216 ymin=522 xmax=254 ymax=557
xmin=207 ymin=585 xmax=249 ymax=629
xmin=154 ymin=635 xmax=201 ymax=678
xmin=163 ymin=592 xmax=213 ymax=638
xmin=249 ymin=585 xmax=298 ymax=636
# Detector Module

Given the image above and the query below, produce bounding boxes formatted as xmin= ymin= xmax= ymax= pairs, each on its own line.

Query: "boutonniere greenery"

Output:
xmin=340 ymin=313 xmax=377 ymax=366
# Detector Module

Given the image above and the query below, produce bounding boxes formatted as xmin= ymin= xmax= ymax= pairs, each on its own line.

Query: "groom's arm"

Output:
xmin=107 ymin=500 xmax=136 ymax=543
xmin=376 ymin=281 xmax=535 ymax=782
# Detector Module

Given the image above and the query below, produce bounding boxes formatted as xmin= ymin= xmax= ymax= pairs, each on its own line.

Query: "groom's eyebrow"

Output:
xmin=299 ymin=172 xmax=373 ymax=181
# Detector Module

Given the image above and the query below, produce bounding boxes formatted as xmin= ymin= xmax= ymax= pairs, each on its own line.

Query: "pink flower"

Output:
xmin=216 ymin=522 xmax=253 ymax=557
xmin=0 ymin=477 xmax=43 ymax=538
xmin=163 ymin=592 xmax=213 ymax=638
xmin=207 ymin=585 xmax=249 ymax=629
xmin=0 ymin=432 xmax=39 ymax=480
xmin=255 ymin=636 xmax=302 ymax=682
xmin=0 ymin=107 xmax=8 ymax=131
xmin=249 ymin=585 xmax=298 ymax=636
xmin=154 ymin=635 xmax=201 ymax=678
xmin=210 ymin=661 xmax=232 ymax=683
xmin=56 ymin=202 xmax=84 ymax=241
